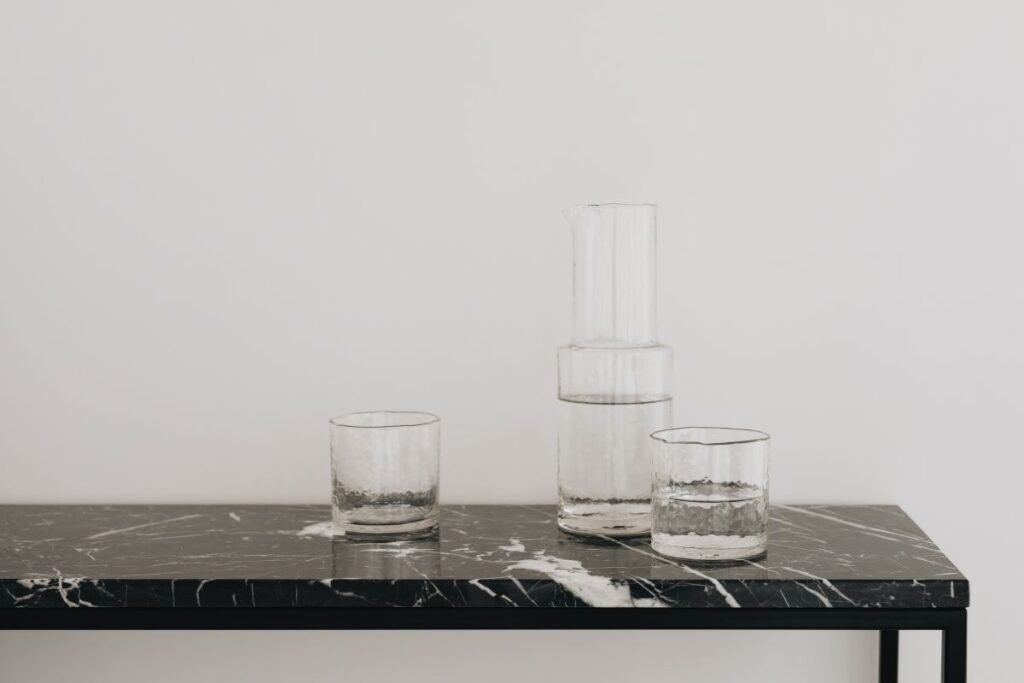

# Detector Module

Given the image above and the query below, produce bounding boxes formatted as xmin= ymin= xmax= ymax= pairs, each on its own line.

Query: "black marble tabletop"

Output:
xmin=0 ymin=505 xmax=967 ymax=609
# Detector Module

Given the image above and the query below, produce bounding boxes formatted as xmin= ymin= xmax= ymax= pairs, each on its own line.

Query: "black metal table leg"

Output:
xmin=941 ymin=609 xmax=967 ymax=683
xmin=879 ymin=630 xmax=899 ymax=682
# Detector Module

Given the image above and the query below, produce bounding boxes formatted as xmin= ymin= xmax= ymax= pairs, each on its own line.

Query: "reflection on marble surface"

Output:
xmin=0 ymin=504 xmax=967 ymax=609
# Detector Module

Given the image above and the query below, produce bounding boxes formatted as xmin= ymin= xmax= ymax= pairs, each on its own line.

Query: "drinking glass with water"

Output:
xmin=649 ymin=427 xmax=770 ymax=561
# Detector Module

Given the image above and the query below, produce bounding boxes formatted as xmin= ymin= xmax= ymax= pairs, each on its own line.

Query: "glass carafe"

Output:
xmin=557 ymin=204 xmax=673 ymax=537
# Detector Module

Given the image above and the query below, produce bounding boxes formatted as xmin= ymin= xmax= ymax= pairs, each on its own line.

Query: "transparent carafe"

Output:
xmin=557 ymin=204 xmax=673 ymax=537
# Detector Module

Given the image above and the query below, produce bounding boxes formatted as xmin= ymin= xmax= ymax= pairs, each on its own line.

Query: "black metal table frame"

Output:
xmin=3 ymin=607 xmax=967 ymax=683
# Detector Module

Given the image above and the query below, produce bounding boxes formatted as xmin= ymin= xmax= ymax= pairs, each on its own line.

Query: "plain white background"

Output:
xmin=1 ymin=1 xmax=1021 ymax=680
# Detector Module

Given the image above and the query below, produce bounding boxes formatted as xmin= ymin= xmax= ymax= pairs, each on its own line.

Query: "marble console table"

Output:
xmin=1 ymin=505 xmax=968 ymax=682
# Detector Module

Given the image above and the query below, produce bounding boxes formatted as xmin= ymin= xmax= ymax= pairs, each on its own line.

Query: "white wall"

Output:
xmin=1 ymin=1 xmax=1021 ymax=680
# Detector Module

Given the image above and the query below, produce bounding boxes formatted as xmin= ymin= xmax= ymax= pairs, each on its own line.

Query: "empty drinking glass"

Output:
xmin=330 ymin=411 xmax=440 ymax=536
xmin=649 ymin=427 xmax=770 ymax=560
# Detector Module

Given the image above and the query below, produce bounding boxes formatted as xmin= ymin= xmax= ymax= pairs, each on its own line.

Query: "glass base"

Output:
xmin=558 ymin=501 xmax=650 ymax=538
xmin=338 ymin=516 xmax=438 ymax=538
xmin=651 ymin=532 xmax=767 ymax=561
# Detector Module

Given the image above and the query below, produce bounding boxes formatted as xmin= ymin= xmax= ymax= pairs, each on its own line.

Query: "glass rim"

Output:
xmin=650 ymin=426 xmax=770 ymax=446
xmin=329 ymin=411 xmax=440 ymax=429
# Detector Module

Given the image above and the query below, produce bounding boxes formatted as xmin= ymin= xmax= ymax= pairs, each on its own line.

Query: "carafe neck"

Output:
xmin=567 ymin=203 xmax=658 ymax=346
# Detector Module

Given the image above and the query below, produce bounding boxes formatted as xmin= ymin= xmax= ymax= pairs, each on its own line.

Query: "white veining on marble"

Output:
xmin=506 ymin=576 xmax=538 ymax=606
xmin=16 ymin=572 xmax=96 ymax=607
xmin=465 ymin=579 xmax=517 ymax=606
xmin=908 ymin=553 xmax=957 ymax=570
xmin=468 ymin=579 xmax=498 ymax=597
xmin=506 ymin=552 xmax=666 ymax=607
xmin=796 ymin=583 xmax=832 ymax=607
xmin=85 ymin=514 xmax=203 ymax=540
xmin=775 ymin=506 xmax=922 ymax=541
xmin=781 ymin=566 xmax=856 ymax=605
xmin=64 ymin=574 xmax=98 ymax=608
xmin=595 ymin=534 xmax=742 ymax=608
xmin=195 ymin=578 xmax=212 ymax=604
xmin=73 ymin=547 xmax=101 ymax=562
xmin=296 ymin=521 xmax=341 ymax=538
